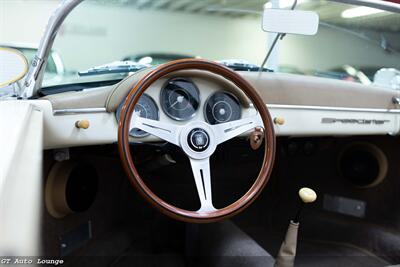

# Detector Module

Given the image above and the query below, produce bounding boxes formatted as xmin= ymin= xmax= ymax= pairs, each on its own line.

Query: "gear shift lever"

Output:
xmin=294 ymin=187 xmax=317 ymax=223
xmin=274 ymin=187 xmax=317 ymax=267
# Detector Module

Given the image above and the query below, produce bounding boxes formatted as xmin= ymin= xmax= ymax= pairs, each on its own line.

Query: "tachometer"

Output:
xmin=160 ymin=78 xmax=200 ymax=121
xmin=116 ymin=94 xmax=159 ymax=138
xmin=204 ymin=92 xmax=241 ymax=125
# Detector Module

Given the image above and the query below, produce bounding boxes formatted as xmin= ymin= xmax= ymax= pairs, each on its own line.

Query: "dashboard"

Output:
xmin=32 ymin=70 xmax=400 ymax=149
xmin=115 ymin=74 xmax=253 ymax=141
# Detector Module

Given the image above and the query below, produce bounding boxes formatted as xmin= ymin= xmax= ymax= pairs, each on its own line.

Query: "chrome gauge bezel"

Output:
xmin=116 ymin=93 xmax=159 ymax=138
xmin=160 ymin=78 xmax=200 ymax=121
xmin=204 ymin=91 xmax=242 ymax=125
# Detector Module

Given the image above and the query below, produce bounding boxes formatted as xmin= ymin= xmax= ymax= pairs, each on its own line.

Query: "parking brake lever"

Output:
xmin=274 ymin=187 xmax=317 ymax=267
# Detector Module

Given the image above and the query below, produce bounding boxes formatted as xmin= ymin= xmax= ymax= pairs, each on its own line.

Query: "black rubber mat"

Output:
xmin=186 ymin=221 xmax=275 ymax=267
xmin=110 ymin=252 xmax=185 ymax=267
xmin=295 ymin=239 xmax=390 ymax=267
xmin=243 ymin=226 xmax=390 ymax=267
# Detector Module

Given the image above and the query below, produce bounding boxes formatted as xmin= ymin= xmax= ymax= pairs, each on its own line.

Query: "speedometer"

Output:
xmin=204 ymin=92 xmax=241 ymax=125
xmin=160 ymin=78 xmax=200 ymax=121
xmin=116 ymin=94 xmax=159 ymax=138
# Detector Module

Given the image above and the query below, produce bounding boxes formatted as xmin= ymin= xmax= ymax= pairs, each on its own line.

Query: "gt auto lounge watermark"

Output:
xmin=1 ymin=257 xmax=64 ymax=266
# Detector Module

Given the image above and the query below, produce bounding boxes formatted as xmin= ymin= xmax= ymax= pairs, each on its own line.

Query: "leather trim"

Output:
xmin=41 ymin=70 xmax=399 ymax=111
xmin=105 ymin=67 xmax=155 ymax=112
xmin=42 ymin=85 xmax=113 ymax=110
xmin=243 ymin=72 xmax=397 ymax=109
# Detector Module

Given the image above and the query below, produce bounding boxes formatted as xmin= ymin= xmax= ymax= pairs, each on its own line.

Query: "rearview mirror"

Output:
xmin=0 ymin=48 xmax=28 ymax=88
xmin=262 ymin=9 xmax=319 ymax=35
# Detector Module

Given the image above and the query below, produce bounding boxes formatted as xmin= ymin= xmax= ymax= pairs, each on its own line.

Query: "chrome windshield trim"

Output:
xmin=330 ymin=0 xmax=400 ymax=13
xmin=53 ymin=107 xmax=107 ymax=115
xmin=22 ymin=0 xmax=84 ymax=99
xmin=267 ymin=104 xmax=400 ymax=113
xmin=20 ymin=0 xmax=399 ymax=98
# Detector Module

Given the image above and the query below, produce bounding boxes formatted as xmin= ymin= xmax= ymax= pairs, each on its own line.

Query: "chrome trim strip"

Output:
xmin=329 ymin=0 xmax=400 ymax=13
xmin=53 ymin=104 xmax=400 ymax=116
xmin=53 ymin=107 xmax=107 ymax=115
xmin=22 ymin=0 xmax=84 ymax=98
xmin=266 ymin=104 xmax=400 ymax=114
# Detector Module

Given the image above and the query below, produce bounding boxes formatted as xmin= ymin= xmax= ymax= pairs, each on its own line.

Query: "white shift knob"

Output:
xmin=298 ymin=188 xmax=317 ymax=203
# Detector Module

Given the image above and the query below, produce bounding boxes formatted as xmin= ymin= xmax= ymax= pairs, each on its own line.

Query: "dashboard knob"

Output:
xmin=75 ymin=120 xmax=90 ymax=129
xmin=274 ymin=117 xmax=285 ymax=125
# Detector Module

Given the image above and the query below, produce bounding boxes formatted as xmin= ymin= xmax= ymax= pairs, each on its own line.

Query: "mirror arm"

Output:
xmin=259 ymin=0 xmax=297 ymax=71
xmin=21 ymin=0 xmax=84 ymax=99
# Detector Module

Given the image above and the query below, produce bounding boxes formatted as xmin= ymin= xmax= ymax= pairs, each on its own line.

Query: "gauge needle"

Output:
xmin=170 ymin=95 xmax=185 ymax=108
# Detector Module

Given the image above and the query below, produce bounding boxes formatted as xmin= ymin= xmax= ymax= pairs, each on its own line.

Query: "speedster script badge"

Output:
xmin=322 ymin=118 xmax=390 ymax=125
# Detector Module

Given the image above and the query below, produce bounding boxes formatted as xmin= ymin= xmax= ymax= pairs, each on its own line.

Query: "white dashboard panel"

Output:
xmin=17 ymin=100 xmax=400 ymax=150
xmin=268 ymin=104 xmax=400 ymax=136
xmin=26 ymin=100 xmax=118 ymax=149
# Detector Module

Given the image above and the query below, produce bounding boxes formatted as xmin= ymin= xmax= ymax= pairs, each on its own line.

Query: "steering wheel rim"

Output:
xmin=118 ymin=59 xmax=276 ymax=223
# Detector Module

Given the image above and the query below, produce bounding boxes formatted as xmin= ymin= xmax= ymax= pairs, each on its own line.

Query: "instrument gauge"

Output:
xmin=116 ymin=94 xmax=159 ymax=138
xmin=204 ymin=92 xmax=241 ymax=125
xmin=161 ymin=78 xmax=200 ymax=121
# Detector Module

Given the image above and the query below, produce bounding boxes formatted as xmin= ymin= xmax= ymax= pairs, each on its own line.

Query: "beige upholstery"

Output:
xmin=0 ymin=101 xmax=43 ymax=256
xmin=42 ymin=71 xmax=399 ymax=111
xmin=105 ymin=67 xmax=154 ymax=112
xmin=244 ymin=72 xmax=396 ymax=109
xmin=42 ymin=85 xmax=113 ymax=110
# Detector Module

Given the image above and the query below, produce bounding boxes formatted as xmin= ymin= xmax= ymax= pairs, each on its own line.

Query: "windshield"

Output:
xmin=42 ymin=0 xmax=399 ymax=88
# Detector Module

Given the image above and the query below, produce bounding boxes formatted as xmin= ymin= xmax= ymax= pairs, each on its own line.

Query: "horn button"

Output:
xmin=188 ymin=128 xmax=210 ymax=152
xmin=180 ymin=122 xmax=217 ymax=159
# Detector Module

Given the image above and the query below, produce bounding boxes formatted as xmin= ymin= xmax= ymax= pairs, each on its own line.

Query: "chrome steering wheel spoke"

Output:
xmin=131 ymin=113 xmax=181 ymax=146
xmin=212 ymin=113 xmax=263 ymax=145
xmin=189 ymin=157 xmax=216 ymax=213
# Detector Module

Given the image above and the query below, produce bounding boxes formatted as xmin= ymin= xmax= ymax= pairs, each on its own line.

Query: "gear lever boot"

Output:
xmin=274 ymin=188 xmax=317 ymax=267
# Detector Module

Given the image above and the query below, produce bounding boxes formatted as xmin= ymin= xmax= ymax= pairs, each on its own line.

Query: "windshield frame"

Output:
xmin=20 ymin=0 xmax=400 ymax=99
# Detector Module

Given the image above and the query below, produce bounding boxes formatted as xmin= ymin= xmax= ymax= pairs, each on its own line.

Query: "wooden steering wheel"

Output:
xmin=118 ymin=59 xmax=276 ymax=223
